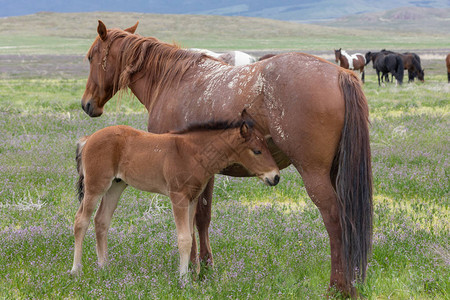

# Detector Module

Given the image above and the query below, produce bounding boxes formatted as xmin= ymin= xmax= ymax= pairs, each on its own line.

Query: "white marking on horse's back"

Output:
xmin=233 ymin=51 xmax=256 ymax=66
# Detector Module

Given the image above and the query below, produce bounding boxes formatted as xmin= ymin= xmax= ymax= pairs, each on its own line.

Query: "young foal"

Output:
xmin=71 ymin=118 xmax=280 ymax=278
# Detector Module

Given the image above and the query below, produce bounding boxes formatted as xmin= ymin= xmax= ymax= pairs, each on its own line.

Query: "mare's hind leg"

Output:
xmin=190 ymin=177 xmax=214 ymax=266
xmin=299 ymin=169 xmax=351 ymax=294
xmin=94 ymin=180 xmax=127 ymax=268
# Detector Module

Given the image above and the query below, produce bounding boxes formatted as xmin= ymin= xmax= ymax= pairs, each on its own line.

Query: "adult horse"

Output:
xmin=381 ymin=50 xmax=424 ymax=82
xmin=445 ymin=53 xmax=450 ymax=83
xmin=366 ymin=51 xmax=404 ymax=86
xmin=81 ymin=21 xmax=372 ymax=297
xmin=334 ymin=48 xmax=366 ymax=83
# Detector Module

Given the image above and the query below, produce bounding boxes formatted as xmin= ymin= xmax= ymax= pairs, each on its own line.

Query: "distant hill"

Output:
xmin=318 ymin=7 xmax=450 ymax=34
xmin=2 ymin=0 xmax=450 ymax=22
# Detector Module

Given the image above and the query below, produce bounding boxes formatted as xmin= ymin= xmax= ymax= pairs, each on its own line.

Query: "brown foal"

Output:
xmin=71 ymin=117 xmax=280 ymax=278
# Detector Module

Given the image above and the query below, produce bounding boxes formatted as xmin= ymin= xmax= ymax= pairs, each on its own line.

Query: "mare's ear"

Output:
xmin=97 ymin=20 xmax=108 ymax=41
xmin=125 ymin=21 xmax=139 ymax=34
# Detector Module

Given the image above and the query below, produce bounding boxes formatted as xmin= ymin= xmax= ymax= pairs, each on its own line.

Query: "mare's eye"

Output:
xmin=88 ymin=56 xmax=92 ymax=63
xmin=253 ymin=149 xmax=262 ymax=155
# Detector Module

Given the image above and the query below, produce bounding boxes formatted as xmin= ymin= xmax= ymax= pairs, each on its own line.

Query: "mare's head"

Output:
xmin=81 ymin=20 xmax=138 ymax=117
xmin=235 ymin=116 xmax=280 ymax=186
xmin=334 ymin=48 xmax=342 ymax=63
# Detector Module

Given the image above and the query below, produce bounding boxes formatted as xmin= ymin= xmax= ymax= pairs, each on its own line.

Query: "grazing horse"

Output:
xmin=381 ymin=50 xmax=424 ymax=82
xmin=81 ymin=21 xmax=373 ymax=297
xmin=71 ymin=118 xmax=280 ymax=278
xmin=334 ymin=48 xmax=366 ymax=83
xmin=446 ymin=54 xmax=450 ymax=83
xmin=366 ymin=51 xmax=404 ymax=86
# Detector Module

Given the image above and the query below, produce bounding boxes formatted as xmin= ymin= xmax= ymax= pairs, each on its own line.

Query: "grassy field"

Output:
xmin=0 ymin=12 xmax=449 ymax=299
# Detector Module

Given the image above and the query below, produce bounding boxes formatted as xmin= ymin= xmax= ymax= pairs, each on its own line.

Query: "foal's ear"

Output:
xmin=125 ymin=21 xmax=139 ymax=34
xmin=97 ymin=20 xmax=108 ymax=41
xmin=241 ymin=108 xmax=250 ymax=120
xmin=240 ymin=121 xmax=251 ymax=140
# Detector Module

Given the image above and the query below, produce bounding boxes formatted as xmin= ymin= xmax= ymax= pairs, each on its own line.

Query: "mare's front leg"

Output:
xmin=171 ymin=191 xmax=199 ymax=278
xmin=191 ymin=177 xmax=214 ymax=266
xmin=94 ymin=180 xmax=127 ymax=267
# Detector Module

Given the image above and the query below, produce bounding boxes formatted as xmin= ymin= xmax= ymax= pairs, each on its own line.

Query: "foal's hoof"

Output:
xmin=178 ymin=274 xmax=193 ymax=289
xmin=69 ymin=267 xmax=82 ymax=277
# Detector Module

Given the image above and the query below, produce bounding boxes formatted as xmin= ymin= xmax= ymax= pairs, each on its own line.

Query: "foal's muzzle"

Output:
xmin=263 ymin=171 xmax=280 ymax=187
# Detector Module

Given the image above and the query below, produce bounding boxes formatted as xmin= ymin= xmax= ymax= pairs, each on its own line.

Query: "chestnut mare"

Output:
xmin=71 ymin=117 xmax=280 ymax=278
xmin=334 ymin=48 xmax=366 ymax=83
xmin=81 ymin=21 xmax=372 ymax=297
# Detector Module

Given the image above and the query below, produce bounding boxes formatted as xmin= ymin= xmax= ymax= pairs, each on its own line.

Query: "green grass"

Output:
xmin=0 ymin=71 xmax=448 ymax=299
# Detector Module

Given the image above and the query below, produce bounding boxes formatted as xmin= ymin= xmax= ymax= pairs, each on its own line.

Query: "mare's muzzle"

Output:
xmin=81 ymin=99 xmax=102 ymax=118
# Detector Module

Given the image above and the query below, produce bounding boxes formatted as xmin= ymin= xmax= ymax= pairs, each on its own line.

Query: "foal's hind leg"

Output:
xmin=71 ymin=192 xmax=102 ymax=275
xmin=94 ymin=180 xmax=127 ymax=268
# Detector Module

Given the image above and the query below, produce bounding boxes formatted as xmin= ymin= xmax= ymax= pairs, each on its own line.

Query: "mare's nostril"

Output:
xmin=85 ymin=102 xmax=91 ymax=113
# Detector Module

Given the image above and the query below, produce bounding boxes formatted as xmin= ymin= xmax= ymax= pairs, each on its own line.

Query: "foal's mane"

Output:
xmin=97 ymin=28 xmax=217 ymax=109
xmin=171 ymin=119 xmax=253 ymax=135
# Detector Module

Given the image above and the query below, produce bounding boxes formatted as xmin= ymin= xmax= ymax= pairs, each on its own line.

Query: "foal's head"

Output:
xmin=235 ymin=121 xmax=280 ymax=186
xmin=81 ymin=20 xmax=138 ymax=117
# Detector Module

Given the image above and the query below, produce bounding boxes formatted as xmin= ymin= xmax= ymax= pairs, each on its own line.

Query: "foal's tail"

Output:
xmin=334 ymin=70 xmax=373 ymax=285
xmin=76 ymin=136 xmax=88 ymax=202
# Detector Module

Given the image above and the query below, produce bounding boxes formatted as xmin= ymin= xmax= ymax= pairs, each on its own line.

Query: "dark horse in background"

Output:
xmin=446 ymin=53 xmax=450 ymax=83
xmin=381 ymin=50 xmax=424 ymax=82
xmin=366 ymin=51 xmax=404 ymax=86
xmin=80 ymin=21 xmax=373 ymax=297
xmin=334 ymin=48 xmax=366 ymax=83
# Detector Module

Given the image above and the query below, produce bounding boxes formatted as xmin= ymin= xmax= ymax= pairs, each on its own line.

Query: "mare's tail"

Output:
xmin=76 ymin=136 xmax=88 ymax=202
xmin=334 ymin=71 xmax=373 ymax=285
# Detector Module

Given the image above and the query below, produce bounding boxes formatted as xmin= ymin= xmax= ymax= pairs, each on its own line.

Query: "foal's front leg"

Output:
xmin=170 ymin=192 xmax=198 ymax=278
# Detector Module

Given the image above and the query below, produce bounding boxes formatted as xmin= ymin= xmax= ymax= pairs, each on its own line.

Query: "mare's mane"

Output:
xmin=171 ymin=119 xmax=254 ymax=135
xmin=90 ymin=28 xmax=220 ymax=109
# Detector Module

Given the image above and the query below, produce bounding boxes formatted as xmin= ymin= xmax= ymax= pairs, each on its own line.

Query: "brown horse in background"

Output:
xmin=446 ymin=54 xmax=450 ymax=83
xmin=334 ymin=48 xmax=366 ymax=83
xmin=71 ymin=116 xmax=280 ymax=279
xmin=81 ymin=21 xmax=372 ymax=297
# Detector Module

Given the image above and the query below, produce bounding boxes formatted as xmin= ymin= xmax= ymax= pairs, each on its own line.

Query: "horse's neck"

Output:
xmin=181 ymin=130 xmax=240 ymax=175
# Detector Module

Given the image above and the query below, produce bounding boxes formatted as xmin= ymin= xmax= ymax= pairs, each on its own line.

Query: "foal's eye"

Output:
xmin=253 ymin=149 xmax=262 ymax=155
xmin=88 ymin=56 xmax=92 ymax=63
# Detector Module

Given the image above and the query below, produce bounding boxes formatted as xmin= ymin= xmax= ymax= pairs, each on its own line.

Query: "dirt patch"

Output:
xmin=1 ymin=50 xmax=448 ymax=79
xmin=0 ymin=54 xmax=88 ymax=79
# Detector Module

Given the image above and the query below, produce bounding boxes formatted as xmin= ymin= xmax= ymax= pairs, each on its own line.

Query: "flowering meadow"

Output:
xmin=0 ymin=68 xmax=449 ymax=299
